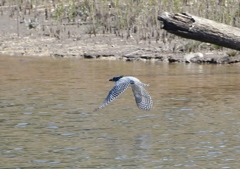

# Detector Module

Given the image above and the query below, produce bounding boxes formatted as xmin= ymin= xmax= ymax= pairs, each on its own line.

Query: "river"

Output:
xmin=0 ymin=56 xmax=240 ymax=168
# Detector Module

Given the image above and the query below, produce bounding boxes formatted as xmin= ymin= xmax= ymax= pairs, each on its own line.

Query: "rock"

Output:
xmin=184 ymin=53 xmax=204 ymax=63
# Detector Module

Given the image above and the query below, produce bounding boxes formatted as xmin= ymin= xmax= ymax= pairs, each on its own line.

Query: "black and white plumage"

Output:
xmin=94 ymin=76 xmax=153 ymax=111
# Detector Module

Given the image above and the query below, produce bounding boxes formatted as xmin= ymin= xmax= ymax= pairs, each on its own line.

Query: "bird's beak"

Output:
xmin=109 ymin=78 xmax=113 ymax=81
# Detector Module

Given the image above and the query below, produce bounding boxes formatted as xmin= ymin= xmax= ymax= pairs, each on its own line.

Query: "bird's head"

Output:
xmin=109 ymin=75 xmax=123 ymax=82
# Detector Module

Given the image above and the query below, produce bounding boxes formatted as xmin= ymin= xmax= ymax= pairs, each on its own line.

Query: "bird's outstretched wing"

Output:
xmin=131 ymin=83 xmax=153 ymax=111
xmin=94 ymin=79 xmax=131 ymax=112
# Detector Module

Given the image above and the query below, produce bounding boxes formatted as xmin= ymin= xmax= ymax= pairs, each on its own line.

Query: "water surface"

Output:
xmin=0 ymin=56 xmax=240 ymax=168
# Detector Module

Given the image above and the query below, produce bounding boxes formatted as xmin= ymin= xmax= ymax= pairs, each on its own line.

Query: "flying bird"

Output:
xmin=94 ymin=76 xmax=153 ymax=111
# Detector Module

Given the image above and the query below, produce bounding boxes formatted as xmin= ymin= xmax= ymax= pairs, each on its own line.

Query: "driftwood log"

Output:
xmin=158 ymin=12 xmax=240 ymax=51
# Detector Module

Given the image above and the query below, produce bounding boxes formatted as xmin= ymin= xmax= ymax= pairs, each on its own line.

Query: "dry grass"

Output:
xmin=1 ymin=0 xmax=240 ymax=52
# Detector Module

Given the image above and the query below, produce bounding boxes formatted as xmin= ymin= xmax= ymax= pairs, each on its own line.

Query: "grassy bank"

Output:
xmin=1 ymin=0 xmax=240 ymax=53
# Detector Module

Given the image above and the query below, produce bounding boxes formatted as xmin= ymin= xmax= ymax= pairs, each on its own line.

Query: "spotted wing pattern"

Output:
xmin=131 ymin=82 xmax=153 ymax=111
xmin=94 ymin=79 xmax=131 ymax=112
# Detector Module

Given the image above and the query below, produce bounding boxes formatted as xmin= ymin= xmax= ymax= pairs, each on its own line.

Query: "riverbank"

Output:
xmin=0 ymin=2 xmax=240 ymax=64
xmin=1 ymin=30 xmax=240 ymax=64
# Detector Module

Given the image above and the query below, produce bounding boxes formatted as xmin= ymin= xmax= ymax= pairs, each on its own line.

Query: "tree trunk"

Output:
xmin=158 ymin=12 xmax=240 ymax=51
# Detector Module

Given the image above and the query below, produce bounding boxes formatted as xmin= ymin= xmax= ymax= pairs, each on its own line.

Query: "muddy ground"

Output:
xmin=0 ymin=5 xmax=240 ymax=64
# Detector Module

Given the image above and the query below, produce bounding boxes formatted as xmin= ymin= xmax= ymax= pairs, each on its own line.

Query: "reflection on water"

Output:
xmin=0 ymin=55 xmax=240 ymax=168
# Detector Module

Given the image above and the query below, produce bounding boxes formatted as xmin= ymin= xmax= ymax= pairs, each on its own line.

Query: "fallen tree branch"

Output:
xmin=158 ymin=12 xmax=240 ymax=51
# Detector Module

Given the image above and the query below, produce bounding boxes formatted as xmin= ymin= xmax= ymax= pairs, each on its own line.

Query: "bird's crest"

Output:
xmin=109 ymin=75 xmax=123 ymax=82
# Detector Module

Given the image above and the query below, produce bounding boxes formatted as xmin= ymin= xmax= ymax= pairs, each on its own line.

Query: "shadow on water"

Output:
xmin=0 ymin=56 xmax=240 ymax=168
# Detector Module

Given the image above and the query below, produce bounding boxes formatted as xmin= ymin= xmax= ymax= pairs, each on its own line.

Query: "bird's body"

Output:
xmin=94 ymin=76 xmax=153 ymax=111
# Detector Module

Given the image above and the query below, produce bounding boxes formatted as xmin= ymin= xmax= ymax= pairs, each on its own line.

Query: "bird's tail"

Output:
xmin=140 ymin=83 xmax=149 ymax=87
